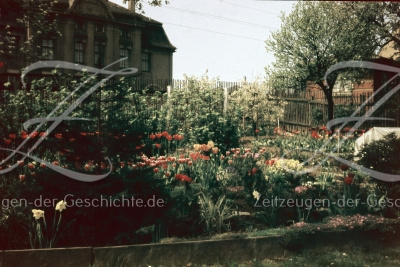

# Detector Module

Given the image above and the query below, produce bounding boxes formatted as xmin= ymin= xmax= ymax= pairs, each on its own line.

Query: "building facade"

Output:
xmin=0 ymin=0 xmax=175 ymax=81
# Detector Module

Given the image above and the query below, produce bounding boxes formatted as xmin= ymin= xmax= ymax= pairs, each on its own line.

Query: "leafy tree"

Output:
xmin=265 ymin=2 xmax=382 ymax=122
xmin=354 ymin=2 xmax=400 ymax=60
xmin=122 ymin=0 xmax=169 ymax=13
xmin=229 ymin=78 xmax=286 ymax=135
xmin=0 ymin=0 xmax=60 ymax=68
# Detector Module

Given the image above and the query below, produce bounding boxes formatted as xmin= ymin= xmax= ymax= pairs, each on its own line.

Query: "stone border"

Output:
xmin=0 ymin=231 xmax=399 ymax=266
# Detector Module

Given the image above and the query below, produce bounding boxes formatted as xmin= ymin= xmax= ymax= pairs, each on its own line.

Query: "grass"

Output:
xmin=94 ymin=247 xmax=400 ymax=267
xmin=172 ymin=247 xmax=400 ymax=267
xmin=159 ymin=228 xmax=286 ymax=244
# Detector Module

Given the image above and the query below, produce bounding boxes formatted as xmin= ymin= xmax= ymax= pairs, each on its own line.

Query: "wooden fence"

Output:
xmin=1 ymin=73 xmax=399 ymax=133
xmin=281 ymin=92 xmax=400 ymax=133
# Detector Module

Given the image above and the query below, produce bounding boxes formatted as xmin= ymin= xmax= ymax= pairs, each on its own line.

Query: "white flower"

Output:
xmin=252 ymin=190 xmax=260 ymax=200
xmin=32 ymin=209 xmax=44 ymax=220
xmin=55 ymin=200 xmax=66 ymax=212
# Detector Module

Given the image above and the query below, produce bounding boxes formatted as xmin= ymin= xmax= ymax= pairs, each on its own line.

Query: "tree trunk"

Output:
xmin=317 ymin=75 xmax=337 ymax=124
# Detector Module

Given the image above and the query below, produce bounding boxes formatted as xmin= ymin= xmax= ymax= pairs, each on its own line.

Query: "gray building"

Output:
xmin=0 ymin=0 xmax=176 ymax=80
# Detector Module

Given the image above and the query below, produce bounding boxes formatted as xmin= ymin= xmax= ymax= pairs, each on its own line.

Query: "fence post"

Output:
xmin=223 ymin=87 xmax=228 ymax=114
xmin=167 ymin=85 xmax=172 ymax=130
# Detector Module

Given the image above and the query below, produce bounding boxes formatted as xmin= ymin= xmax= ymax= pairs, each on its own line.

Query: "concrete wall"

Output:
xmin=1 ymin=231 xmax=399 ymax=266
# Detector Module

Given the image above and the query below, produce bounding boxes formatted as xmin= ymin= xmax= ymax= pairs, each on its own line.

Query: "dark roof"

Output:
xmin=142 ymin=23 xmax=176 ymax=51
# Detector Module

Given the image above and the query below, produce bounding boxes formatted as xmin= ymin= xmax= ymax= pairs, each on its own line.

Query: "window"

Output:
xmin=120 ymin=29 xmax=130 ymax=38
xmin=74 ymin=41 xmax=85 ymax=64
xmin=41 ymin=39 xmax=55 ymax=60
xmin=94 ymin=42 xmax=105 ymax=68
xmin=75 ymin=21 xmax=85 ymax=31
xmin=119 ymin=47 xmax=130 ymax=68
xmin=95 ymin=24 xmax=104 ymax=33
xmin=141 ymin=52 xmax=150 ymax=72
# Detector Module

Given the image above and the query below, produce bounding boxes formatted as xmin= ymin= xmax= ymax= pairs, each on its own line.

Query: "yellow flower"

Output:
xmin=252 ymin=190 xmax=260 ymax=200
xmin=55 ymin=200 xmax=67 ymax=212
xmin=207 ymin=141 xmax=214 ymax=148
xmin=193 ymin=144 xmax=201 ymax=151
xmin=32 ymin=209 xmax=44 ymax=220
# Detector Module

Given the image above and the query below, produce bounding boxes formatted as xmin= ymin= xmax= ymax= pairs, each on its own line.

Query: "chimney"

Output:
xmin=128 ymin=0 xmax=136 ymax=13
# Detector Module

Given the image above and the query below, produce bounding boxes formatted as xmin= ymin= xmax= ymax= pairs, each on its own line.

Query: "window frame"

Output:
xmin=94 ymin=41 xmax=106 ymax=68
xmin=41 ymin=38 xmax=55 ymax=60
xmin=141 ymin=52 xmax=150 ymax=72
xmin=74 ymin=40 xmax=85 ymax=64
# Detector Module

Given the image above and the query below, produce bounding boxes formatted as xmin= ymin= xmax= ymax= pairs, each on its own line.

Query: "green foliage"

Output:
xmin=266 ymin=1 xmax=382 ymax=120
xmin=229 ymin=79 xmax=286 ymax=136
xmin=0 ymin=0 xmax=61 ymax=66
xmin=122 ymin=0 xmax=169 ymax=14
xmin=198 ymin=193 xmax=234 ymax=233
xmin=359 ymin=132 xmax=400 ymax=175
xmin=159 ymin=75 xmax=241 ymax=151
xmin=358 ymin=132 xmax=400 ymax=217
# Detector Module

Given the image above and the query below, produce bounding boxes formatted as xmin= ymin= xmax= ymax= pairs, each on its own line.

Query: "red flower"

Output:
xmin=188 ymin=160 xmax=193 ymax=166
xmin=80 ymin=132 xmax=87 ymax=136
xmin=175 ymin=173 xmax=192 ymax=183
xmin=344 ymin=127 xmax=350 ymax=132
xmin=55 ymin=133 xmax=63 ymax=139
xmin=339 ymin=164 xmax=349 ymax=171
xmin=166 ymin=135 xmax=173 ymax=141
xmin=321 ymin=125 xmax=327 ymax=131
xmin=155 ymin=143 xmax=161 ymax=149
xmin=39 ymin=132 xmax=47 ymax=137
xmin=255 ymin=129 xmax=259 ymax=133
xmin=200 ymin=155 xmax=210 ymax=161
xmin=150 ymin=134 xmax=156 ymax=140
xmin=173 ymin=134 xmax=183 ymax=140
xmin=161 ymin=131 xmax=169 ymax=137
xmin=265 ymin=159 xmax=275 ymax=166
xmin=4 ymin=139 xmax=11 ymax=145
xmin=28 ymin=163 xmax=34 ymax=169
xmin=153 ymin=167 xmax=159 ymax=173
xmin=345 ymin=176 xmax=353 ymax=185
xmin=164 ymin=171 xmax=171 ymax=177
xmin=21 ymin=131 xmax=28 ymax=138
xmin=40 ymin=163 xmax=46 ymax=169
xmin=19 ymin=174 xmax=25 ymax=181
xmin=156 ymin=133 xmax=162 ymax=138
xmin=31 ymin=131 xmax=38 ymax=138
xmin=52 ymin=161 xmax=59 ymax=166
xmin=9 ymin=134 xmax=16 ymax=140
xmin=190 ymin=153 xmax=200 ymax=161
xmin=311 ymin=131 xmax=320 ymax=139
xmin=167 ymin=156 xmax=176 ymax=162
xmin=17 ymin=160 xmax=24 ymax=167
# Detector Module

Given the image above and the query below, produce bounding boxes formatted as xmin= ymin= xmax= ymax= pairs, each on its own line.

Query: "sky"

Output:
xmin=110 ymin=0 xmax=295 ymax=82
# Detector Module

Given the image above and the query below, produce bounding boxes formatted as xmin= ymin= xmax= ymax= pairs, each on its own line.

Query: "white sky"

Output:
xmin=110 ymin=0 xmax=295 ymax=82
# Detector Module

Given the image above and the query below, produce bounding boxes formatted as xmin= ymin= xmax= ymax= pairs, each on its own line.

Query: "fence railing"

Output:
xmin=1 ymin=73 xmax=399 ymax=134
